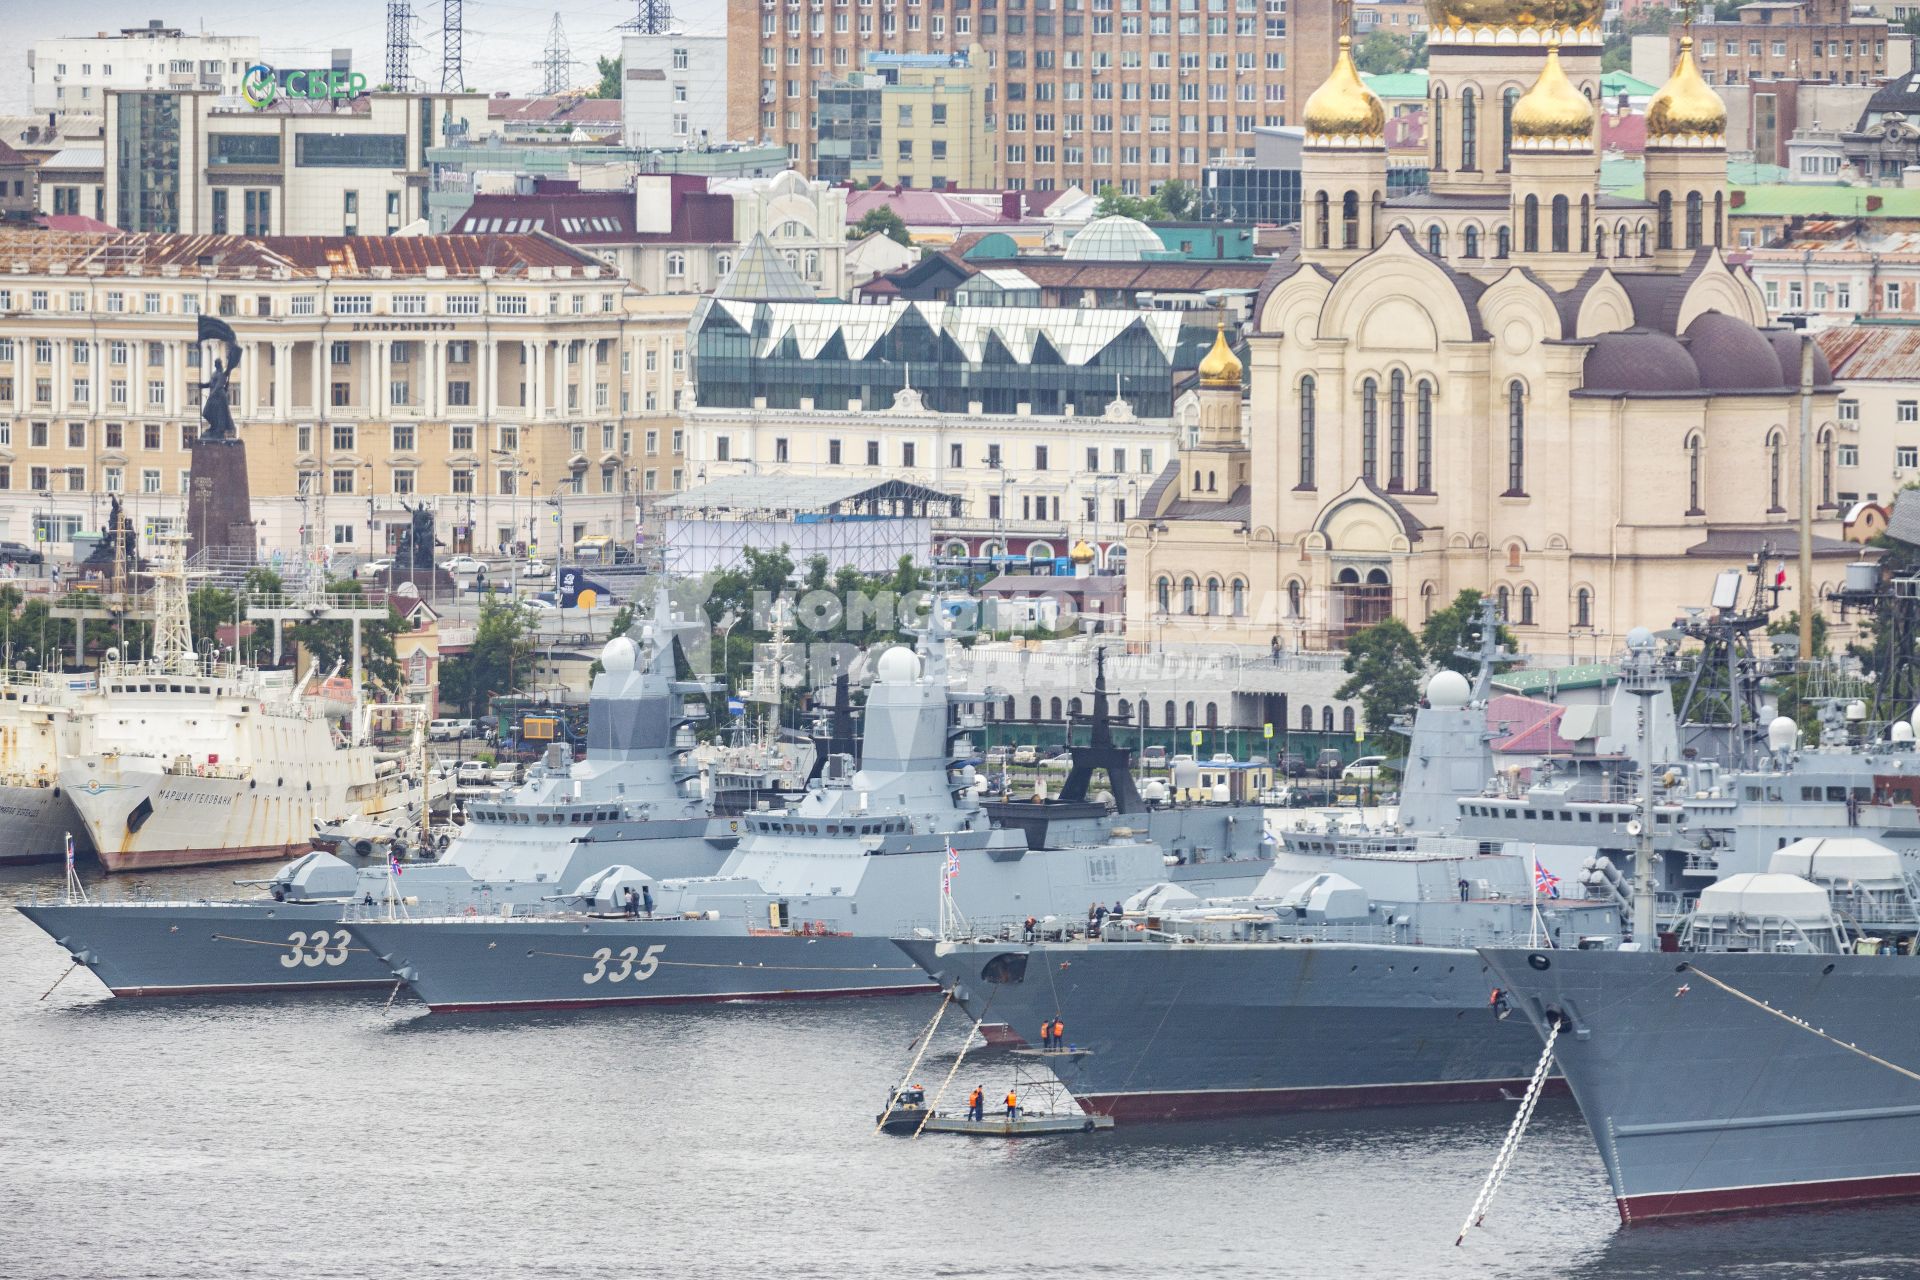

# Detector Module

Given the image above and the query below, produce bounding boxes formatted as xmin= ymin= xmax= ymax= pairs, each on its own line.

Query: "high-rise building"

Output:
xmin=29 ymin=21 xmax=260 ymax=116
xmin=817 ymin=51 xmax=996 ymax=187
xmin=622 ymin=31 xmax=731 ymax=149
xmin=1680 ymin=0 xmax=1892 ymax=89
xmin=727 ymin=0 xmax=1339 ymax=192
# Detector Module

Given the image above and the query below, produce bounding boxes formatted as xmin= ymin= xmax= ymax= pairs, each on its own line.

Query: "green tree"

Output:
xmin=1093 ymin=183 xmax=1160 ymax=221
xmin=1353 ymin=29 xmax=1415 ymax=75
xmin=593 ymin=56 xmax=622 ymax=99
xmin=586 ymin=603 xmax=637 ymax=680
xmin=438 ymin=594 xmax=536 ymax=717
xmin=1420 ymin=588 xmax=1517 ymax=678
xmin=188 ymin=584 xmax=238 ymax=656
xmin=1155 ymin=178 xmax=1198 ymax=221
xmin=1602 ymin=37 xmax=1633 ymax=74
xmin=288 ymin=579 xmax=404 ymax=692
xmin=1337 ymin=617 xmax=1426 ymax=754
xmin=851 ymin=205 xmax=912 ymax=247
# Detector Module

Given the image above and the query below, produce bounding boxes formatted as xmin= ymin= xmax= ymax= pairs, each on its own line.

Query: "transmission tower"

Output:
xmin=538 ymin=13 xmax=572 ymax=96
xmin=619 ymin=0 xmax=674 ymax=35
xmin=439 ymin=0 xmax=464 ymax=91
xmin=385 ymin=1 xmax=415 ymax=91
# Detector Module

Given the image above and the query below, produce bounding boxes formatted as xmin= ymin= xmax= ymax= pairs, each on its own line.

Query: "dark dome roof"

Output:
xmin=1582 ymin=329 xmax=1701 ymax=394
xmin=1763 ymin=326 xmax=1835 ymax=388
xmin=1684 ymin=312 xmax=1787 ymax=392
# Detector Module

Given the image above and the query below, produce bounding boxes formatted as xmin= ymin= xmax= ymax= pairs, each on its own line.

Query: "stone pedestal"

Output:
xmin=186 ymin=437 xmax=255 ymax=563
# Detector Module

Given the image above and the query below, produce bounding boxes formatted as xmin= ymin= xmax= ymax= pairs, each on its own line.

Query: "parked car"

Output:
xmin=354 ymin=558 xmax=394 ymax=581
xmin=1342 ymin=755 xmax=1388 ymax=784
xmin=488 ymin=763 xmax=521 ymax=787
xmin=1209 ymin=752 xmax=1237 ymax=765
xmin=1011 ymin=744 xmax=1039 ymax=766
xmin=1278 ymin=752 xmax=1307 ymax=779
xmin=428 ymin=718 xmax=460 ymax=741
xmin=1316 ymin=748 xmax=1345 ymax=779
xmin=442 ymin=555 xmax=485 ymax=576
xmin=0 ymin=540 xmax=43 ymax=566
xmin=525 ymin=596 xmax=559 ymax=611
xmin=984 ymin=746 xmax=1010 ymax=766
xmin=520 ymin=559 xmax=554 ymax=580
xmin=1139 ymin=745 xmax=1169 ymax=769
xmin=1042 ymin=752 xmax=1075 ymax=772
xmin=456 ymin=761 xmax=490 ymax=785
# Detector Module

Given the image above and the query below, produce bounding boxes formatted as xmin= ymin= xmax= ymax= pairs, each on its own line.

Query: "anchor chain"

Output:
xmin=1456 ymin=1019 xmax=1562 ymax=1245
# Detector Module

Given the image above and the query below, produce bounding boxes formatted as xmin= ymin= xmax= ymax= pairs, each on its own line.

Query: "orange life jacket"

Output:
xmin=969 ymin=1088 xmax=982 ymax=1107
xmin=1053 ymin=1019 xmax=1064 ymax=1039
xmin=1006 ymin=1092 xmax=1018 ymax=1108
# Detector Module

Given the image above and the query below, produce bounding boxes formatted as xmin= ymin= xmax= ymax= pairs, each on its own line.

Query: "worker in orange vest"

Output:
xmin=1005 ymin=1088 xmax=1019 ymax=1119
xmin=1040 ymin=1019 xmax=1053 ymax=1051
xmin=1052 ymin=1016 xmax=1065 ymax=1050
xmin=967 ymin=1085 xmax=984 ymax=1122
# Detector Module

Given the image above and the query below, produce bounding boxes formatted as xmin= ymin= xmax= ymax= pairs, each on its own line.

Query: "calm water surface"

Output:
xmin=6 ymin=860 xmax=1920 ymax=1279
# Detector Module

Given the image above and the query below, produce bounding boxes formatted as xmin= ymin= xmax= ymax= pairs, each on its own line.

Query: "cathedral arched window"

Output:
xmin=1342 ymin=706 xmax=1357 ymax=733
xmin=1231 ymin=579 xmax=1246 ymax=616
xmin=1496 ymin=585 xmax=1511 ymax=620
xmin=1342 ymin=190 xmax=1361 ymax=249
xmin=1432 ymin=85 xmax=1448 ymax=172
xmin=1182 ymin=576 xmax=1196 ymax=614
xmin=1300 ymin=704 xmax=1313 ymax=731
xmin=1713 ymin=191 xmax=1725 ymax=246
xmin=1523 ymin=195 xmax=1540 ymax=253
xmin=1428 ymin=224 xmax=1443 ymax=257
xmin=1657 ymin=191 xmax=1674 ymax=251
xmin=1322 ymin=706 xmax=1335 ymax=732
xmin=1460 ymin=89 xmax=1478 ymax=170
xmin=1580 ymin=195 xmax=1591 ymax=254
xmin=1551 ymin=195 xmax=1569 ymax=253
xmin=1416 ymin=379 xmax=1434 ymax=491
xmin=1506 ymin=380 xmax=1526 ymax=495
xmin=1464 ymin=225 xmax=1480 ymax=258
xmin=1685 ymin=191 xmax=1703 ymax=249
xmin=1156 ymin=576 xmax=1171 ymax=612
xmin=1520 ymin=586 xmax=1535 ymax=625
xmin=1639 ymin=223 xmax=1650 ymax=257
xmin=1686 ymin=433 xmax=1702 ymax=514
xmin=1768 ymin=431 xmax=1783 ymax=511
xmin=1820 ymin=428 xmax=1834 ymax=507
xmin=1167 ymin=700 xmax=1179 ymax=727
xmin=1497 ymin=226 xmax=1511 ymax=258
xmin=1617 ymin=222 xmax=1629 ymax=258
xmin=1314 ymin=191 xmax=1330 ymax=249
xmin=1287 ymin=579 xmax=1303 ymax=617
xmin=1501 ymin=88 xmax=1519 ymax=170
xmin=1388 ymin=370 xmax=1406 ymax=490
xmin=1206 ymin=577 xmax=1221 ymax=615
xmin=1298 ymin=375 xmax=1316 ymax=488
xmin=1361 ymin=377 xmax=1379 ymax=482
xmin=1030 ymin=696 xmax=1043 ymax=720
xmin=1576 ymin=587 xmax=1592 ymax=628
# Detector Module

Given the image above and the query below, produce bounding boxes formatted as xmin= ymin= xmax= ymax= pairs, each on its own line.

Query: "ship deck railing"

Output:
xmin=910 ymin=912 xmax=1570 ymax=952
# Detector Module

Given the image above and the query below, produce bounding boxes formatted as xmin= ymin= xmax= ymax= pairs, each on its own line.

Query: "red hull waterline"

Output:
xmin=1619 ymin=1171 xmax=1920 ymax=1224
xmin=425 ymin=981 xmax=940 ymax=1014
xmin=1079 ymin=1077 xmax=1567 ymax=1121
xmin=109 ymin=978 xmax=393 ymax=998
xmin=96 ymin=842 xmax=308 ymax=874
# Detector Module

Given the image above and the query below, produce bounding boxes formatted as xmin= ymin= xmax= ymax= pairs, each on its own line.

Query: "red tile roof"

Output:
xmin=452 ymin=177 xmax=736 ymax=246
xmin=0 ymin=229 xmax=607 ymax=277
xmin=487 ymin=95 xmax=624 ymax=126
xmin=846 ymin=188 xmax=1021 ymax=227
xmin=1819 ymin=323 xmax=1920 ymax=381
xmin=0 ymin=139 xmax=27 ymax=167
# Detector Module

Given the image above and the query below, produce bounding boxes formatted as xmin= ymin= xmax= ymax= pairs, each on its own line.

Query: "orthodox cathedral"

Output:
xmin=1128 ymin=2 xmax=1853 ymax=653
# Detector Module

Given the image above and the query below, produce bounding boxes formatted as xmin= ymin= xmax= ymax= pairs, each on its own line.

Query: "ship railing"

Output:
xmin=903 ymin=913 xmax=1524 ymax=951
xmin=158 ymin=756 xmax=253 ymax=781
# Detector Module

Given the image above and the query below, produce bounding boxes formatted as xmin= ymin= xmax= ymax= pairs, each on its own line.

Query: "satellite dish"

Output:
xmin=394 ymin=581 xmax=420 ymax=599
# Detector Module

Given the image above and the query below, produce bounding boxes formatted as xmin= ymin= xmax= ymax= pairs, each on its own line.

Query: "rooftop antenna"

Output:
xmin=538 ymin=12 xmax=574 ymax=96
xmin=439 ymin=0 xmax=464 ymax=91
xmin=386 ymin=1 xmax=417 ymax=92
xmin=620 ymin=0 xmax=675 ymax=35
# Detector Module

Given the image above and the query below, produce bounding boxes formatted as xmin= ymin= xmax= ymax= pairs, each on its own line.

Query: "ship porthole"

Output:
xmin=306 ymin=782 xmax=312 ymax=791
xmin=1675 ymin=963 xmax=1690 ymax=973
xmin=1527 ymin=953 xmax=1552 ymax=970
xmin=1823 ymin=963 xmax=1836 ymax=975
xmin=249 ymin=780 xmax=256 ymax=790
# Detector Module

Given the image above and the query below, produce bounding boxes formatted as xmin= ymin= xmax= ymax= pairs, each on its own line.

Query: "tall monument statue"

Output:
xmin=185 ymin=315 xmax=257 ymax=564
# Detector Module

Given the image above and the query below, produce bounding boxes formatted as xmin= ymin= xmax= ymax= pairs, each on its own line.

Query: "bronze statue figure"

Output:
xmin=196 ymin=315 xmax=242 ymax=442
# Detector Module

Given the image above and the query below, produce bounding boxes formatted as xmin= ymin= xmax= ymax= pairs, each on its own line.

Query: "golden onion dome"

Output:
xmin=1647 ymin=37 xmax=1728 ymax=143
xmin=1302 ymin=36 xmax=1385 ymax=143
xmin=1423 ymin=0 xmax=1606 ymax=35
xmin=1069 ymin=540 xmax=1097 ymax=565
xmin=1510 ymin=45 xmax=1596 ymax=145
xmin=1197 ymin=324 xmax=1244 ymax=390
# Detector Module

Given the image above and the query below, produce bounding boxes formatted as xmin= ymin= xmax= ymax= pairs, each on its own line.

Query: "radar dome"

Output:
xmin=1767 ymin=715 xmax=1799 ymax=752
xmin=1894 ymin=721 xmax=1916 ymax=743
xmin=1626 ymin=626 xmax=1655 ymax=652
xmin=875 ymin=645 xmax=922 ymax=684
xmin=599 ymin=634 xmax=639 ymax=675
xmin=1426 ymin=670 xmax=1471 ymax=707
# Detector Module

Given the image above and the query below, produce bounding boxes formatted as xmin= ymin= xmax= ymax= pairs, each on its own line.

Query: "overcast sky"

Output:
xmin=0 ymin=0 xmax=726 ymax=112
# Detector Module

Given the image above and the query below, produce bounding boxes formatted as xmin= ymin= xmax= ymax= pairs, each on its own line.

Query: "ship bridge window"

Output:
xmin=1578 ymin=812 xmax=1592 ymax=822
xmin=1745 ymin=787 xmax=1763 ymax=801
xmin=1827 ymin=786 xmax=1848 ymax=802
xmin=1504 ymin=808 xmax=1517 ymax=819
xmin=1558 ymin=811 xmax=1571 ymax=821
xmin=1802 ymin=787 xmax=1821 ymax=801
xmin=1854 ymin=788 xmax=1872 ymax=802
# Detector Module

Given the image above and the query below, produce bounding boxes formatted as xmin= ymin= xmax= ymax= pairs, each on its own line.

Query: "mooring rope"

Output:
xmin=873 ymin=991 xmax=952 ymax=1136
xmin=1686 ymin=963 xmax=1920 ymax=1085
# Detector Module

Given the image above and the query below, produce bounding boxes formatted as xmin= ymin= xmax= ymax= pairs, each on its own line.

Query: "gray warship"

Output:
xmin=899 ymin=833 xmax=1622 ymax=1121
xmin=1484 ymin=834 xmax=1920 ymax=1222
xmin=348 ymin=607 xmax=1275 ymax=1012
xmin=17 ymin=595 xmax=745 ymax=996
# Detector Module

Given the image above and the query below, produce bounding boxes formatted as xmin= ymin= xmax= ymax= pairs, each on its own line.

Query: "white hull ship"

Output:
xmin=0 ymin=672 xmax=98 ymax=866
xmin=59 ymin=533 xmax=432 ymax=873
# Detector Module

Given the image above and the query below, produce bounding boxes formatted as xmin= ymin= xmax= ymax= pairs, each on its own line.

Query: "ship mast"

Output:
xmin=1621 ymin=626 xmax=1665 ymax=944
xmin=149 ymin=531 xmax=197 ymax=674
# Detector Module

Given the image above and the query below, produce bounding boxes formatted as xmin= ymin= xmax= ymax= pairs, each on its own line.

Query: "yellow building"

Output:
xmin=0 ymin=229 xmax=690 ymax=562
xmin=1129 ymin=17 xmax=1853 ymax=656
xmin=824 ymin=51 xmax=995 ymax=191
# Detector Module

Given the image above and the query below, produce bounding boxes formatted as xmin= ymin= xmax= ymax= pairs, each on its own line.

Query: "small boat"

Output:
xmin=874 ymin=1054 xmax=1116 ymax=1138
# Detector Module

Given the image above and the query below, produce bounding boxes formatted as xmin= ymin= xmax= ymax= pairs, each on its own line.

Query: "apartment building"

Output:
xmin=29 ymin=20 xmax=260 ymax=116
xmin=0 ymin=230 xmax=689 ymax=562
xmin=1744 ymin=225 xmax=1920 ymax=329
xmin=726 ymin=0 xmax=1340 ymax=192
xmin=1818 ymin=323 xmax=1920 ymax=506
xmin=102 ymin=89 xmax=487 ymax=237
xmin=622 ymin=32 xmax=731 ymax=149
xmin=817 ymin=51 xmax=997 ymax=187
xmin=1681 ymin=0 xmax=1892 ymax=88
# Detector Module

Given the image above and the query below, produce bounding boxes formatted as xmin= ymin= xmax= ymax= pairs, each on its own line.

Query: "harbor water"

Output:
xmin=6 ymin=861 xmax=1920 ymax=1280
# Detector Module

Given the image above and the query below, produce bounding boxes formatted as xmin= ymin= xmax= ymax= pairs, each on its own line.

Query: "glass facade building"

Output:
xmin=115 ymin=92 xmax=181 ymax=232
xmin=1201 ymin=163 xmax=1429 ymax=227
xmin=692 ymin=299 xmax=1184 ymax=419
xmin=815 ymin=82 xmax=884 ymax=186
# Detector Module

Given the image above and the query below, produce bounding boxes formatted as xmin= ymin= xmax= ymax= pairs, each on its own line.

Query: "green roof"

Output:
xmin=1361 ymin=71 xmax=1429 ymax=99
xmin=1726 ymin=184 xmax=1920 ymax=219
xmin=1492 ymin=663 xmax=1620 ymax=695
xmin=1601 ymin=70 xmax=1659 ymax=97
xmin=1600 ymin=158 xmax=1795 ymax=202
